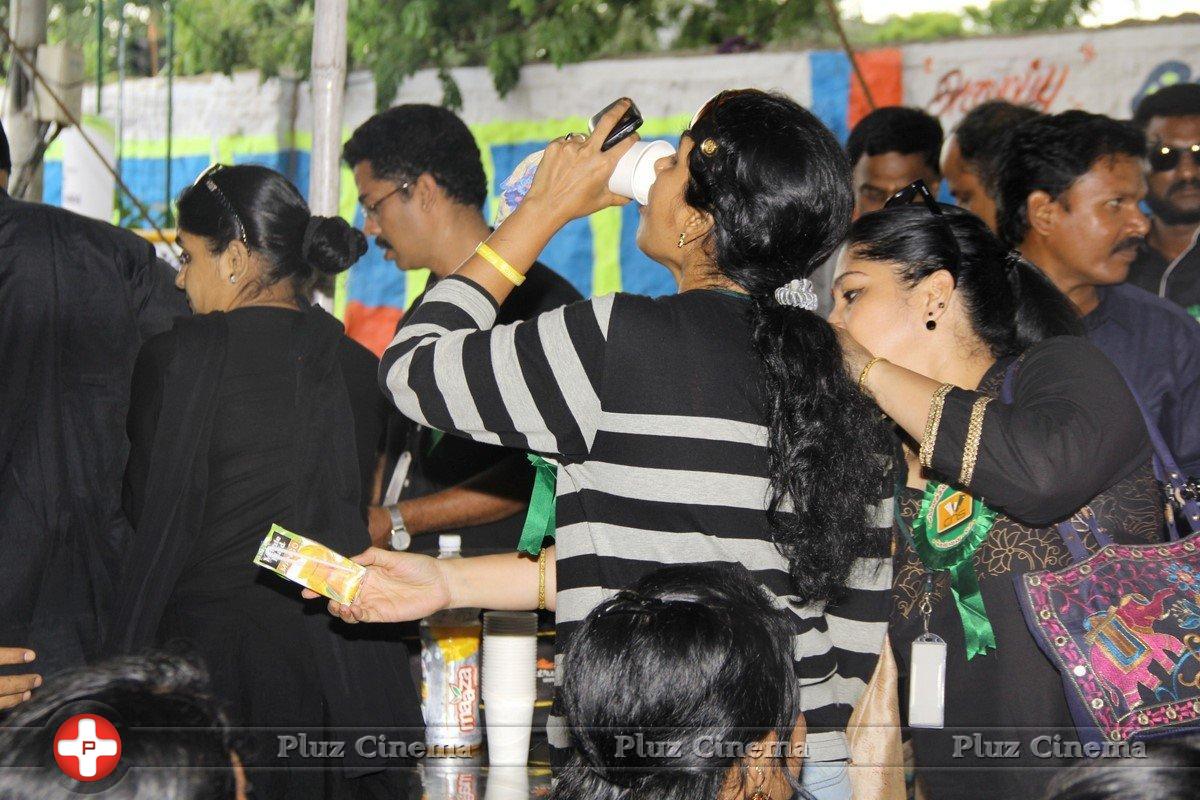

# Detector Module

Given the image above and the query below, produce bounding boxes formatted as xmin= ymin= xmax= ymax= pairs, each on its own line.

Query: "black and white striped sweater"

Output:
xmin=380 ymin=275 xmax=892 ymax=764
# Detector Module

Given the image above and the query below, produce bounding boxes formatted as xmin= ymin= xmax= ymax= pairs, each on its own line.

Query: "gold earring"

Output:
xmin=677 ymin=232 xmax=686 ymax=249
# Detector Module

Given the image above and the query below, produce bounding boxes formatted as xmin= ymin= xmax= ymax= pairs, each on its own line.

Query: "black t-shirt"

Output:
xmin=1127 ymin=236 xmax=1200 ymax=318
xmin=381 ymin=261 xmax=582 ymax=555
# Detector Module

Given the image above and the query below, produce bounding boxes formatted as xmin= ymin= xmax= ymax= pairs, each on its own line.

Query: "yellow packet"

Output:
xmin=253 ymin=523 xmax=365 ymax=605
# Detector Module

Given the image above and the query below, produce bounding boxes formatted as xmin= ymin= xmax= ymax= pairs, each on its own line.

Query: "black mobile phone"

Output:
xmin=589 ymin=99 xmax=643 ymax=152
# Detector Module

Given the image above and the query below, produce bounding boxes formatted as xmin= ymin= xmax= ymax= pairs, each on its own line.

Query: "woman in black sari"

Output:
xmin=109 ymin=165 xmax=421 ymax=799
xmin=830 ymin=198 xmax=1163 ymax=799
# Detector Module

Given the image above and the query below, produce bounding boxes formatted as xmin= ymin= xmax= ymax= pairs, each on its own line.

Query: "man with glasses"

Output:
xmin=1129 ymin=83 xmax=1200 ymax=318
xmin=996 ymin=110 xmax=1200 ymax=477
xmin=343 ymin=104 xmax=581 ymax=557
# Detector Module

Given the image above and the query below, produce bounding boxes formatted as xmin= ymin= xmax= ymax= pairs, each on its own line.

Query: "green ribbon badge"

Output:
xmin=910 ymin=482 xmax=999 ymax=660
xmin=426 ymin=428 xmax=445 ymax=456
xmin=517 ymin=454 xmax=557 ymax=556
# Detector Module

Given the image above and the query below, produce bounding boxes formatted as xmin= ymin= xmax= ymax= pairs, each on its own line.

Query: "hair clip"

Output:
xmin=774 ymin=278 xmax=818 ymax=311
xmin=700 ymin=138 xmax=719 ymax=156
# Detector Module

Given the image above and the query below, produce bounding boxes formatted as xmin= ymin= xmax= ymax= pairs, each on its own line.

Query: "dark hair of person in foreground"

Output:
xmin=552 ymin=563 xmax=807 ymax=800
xmin=686 ymin=89 xmax=892 ymax=603
xmin=0 ymin=652 xmax=244 ymax=800
xmin=847 ymin=202 xmax=1084 ymax=353
xmin=1044 ymin=737 xmax=1200 ymax=800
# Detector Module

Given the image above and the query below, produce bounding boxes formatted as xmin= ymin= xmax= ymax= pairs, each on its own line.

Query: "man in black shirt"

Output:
xmin=343 ymin=105 xmax=582 ymax=557
xmin=0 ymin=120 xmax=188 ymax=684
xmin=1127 ymin=83 xmax=1200 ymax=317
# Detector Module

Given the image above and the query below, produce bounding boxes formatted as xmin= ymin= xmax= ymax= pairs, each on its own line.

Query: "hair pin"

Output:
xmin=774 ymin=278 xmax=818 ymax=311
xmin=700 ymin=138 xmax=719 ymax=156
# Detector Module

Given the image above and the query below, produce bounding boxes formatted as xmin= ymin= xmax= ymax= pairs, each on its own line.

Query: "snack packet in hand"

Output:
xmin=253 ymin=523 xmax=365 ymax=604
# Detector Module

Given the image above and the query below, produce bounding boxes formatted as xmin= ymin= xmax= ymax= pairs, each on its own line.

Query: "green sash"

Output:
xmin=517 ymin=454 xmax=557 ymax=555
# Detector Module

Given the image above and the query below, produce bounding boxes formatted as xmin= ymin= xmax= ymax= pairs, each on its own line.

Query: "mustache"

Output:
xmin=375 ymin=237 xmax=393 ymax=251
xmin=1168 ymin=178 xmax=1200 ymax=195
xmin=1111 ymin=237 xmax=1143 ymax=255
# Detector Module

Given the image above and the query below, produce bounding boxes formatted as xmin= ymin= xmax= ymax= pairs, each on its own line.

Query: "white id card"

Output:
xmin=909 ymin=633 xmax=946 ymax=729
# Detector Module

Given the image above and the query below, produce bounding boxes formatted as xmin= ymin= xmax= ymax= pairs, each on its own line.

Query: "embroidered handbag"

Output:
xmin=1005 ymin=365 xmax=1200 ymax=746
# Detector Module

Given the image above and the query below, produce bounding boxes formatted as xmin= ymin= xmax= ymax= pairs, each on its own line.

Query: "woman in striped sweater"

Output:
xmin=309 ymin=92 xmax=893 ymax=798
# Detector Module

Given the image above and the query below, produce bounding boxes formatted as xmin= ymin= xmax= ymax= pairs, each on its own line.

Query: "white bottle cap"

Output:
xmin=439 ymin=534 xmax=462 ymax=553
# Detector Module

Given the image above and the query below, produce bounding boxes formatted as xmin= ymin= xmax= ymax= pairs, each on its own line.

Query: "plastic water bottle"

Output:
xmin=421 ymin=535 xmax=483 ymax=753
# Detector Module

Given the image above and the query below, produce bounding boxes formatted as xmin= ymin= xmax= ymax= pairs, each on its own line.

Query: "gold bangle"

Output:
xmin=958 ymin=396 xmax=993 ymax=486
xmin=919 ymin=384 xmax=955 ymax=470
xmin=858 ymin=356 xmax=885 ymax=394
xmin=537 ymin=548 xmax=548 ymax=611
xmin=476 ymin=242 xmax=526 ymax=286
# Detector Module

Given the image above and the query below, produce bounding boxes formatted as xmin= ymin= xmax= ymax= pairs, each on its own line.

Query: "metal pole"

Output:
xmin=95 ymin=0 xmax=103 ymax=115
xmin=821 ymin=0 xmax=877 ymax=112
xmin=115 ymin=10 xmax=125 ymax=191
xmin=4 ymin=0 xmax=48 ymax=198
xmin=164 ymin=0 xmax=174 ymax=226
xmin=309 ymin=0 xmax=348 ymax=311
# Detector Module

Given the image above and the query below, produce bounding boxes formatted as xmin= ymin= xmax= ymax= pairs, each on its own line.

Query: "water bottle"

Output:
xmin=421 ymin=535 xmax=483 ymax=753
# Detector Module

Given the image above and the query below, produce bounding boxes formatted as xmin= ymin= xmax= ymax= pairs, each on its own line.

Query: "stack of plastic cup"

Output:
xmin=481 ymin=611 xmax=538 ymax=767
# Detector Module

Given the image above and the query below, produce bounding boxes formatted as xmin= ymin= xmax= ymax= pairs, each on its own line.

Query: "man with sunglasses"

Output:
xmin=1128 ymin=83 xmax=1200 ymax=319
xmin=996 ymin=110 xmax=1200 ymax=477
xmin=343 ymin=105 xmax=581 ymax=558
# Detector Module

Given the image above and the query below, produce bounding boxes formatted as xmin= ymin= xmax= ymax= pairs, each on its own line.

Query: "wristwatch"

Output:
xmin=387 ymin=505 xmax=411 ymax=551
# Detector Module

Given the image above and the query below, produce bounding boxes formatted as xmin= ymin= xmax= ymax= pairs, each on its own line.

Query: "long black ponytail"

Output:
xmin=686 ymin=90 xmax=892 ymax=603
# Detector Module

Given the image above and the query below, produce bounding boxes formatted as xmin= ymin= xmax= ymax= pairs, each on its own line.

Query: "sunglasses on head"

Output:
xmin=884 ymin=179 xmax=962 ymax=273
xmin=1149 ymin=143 xmax=1200 ymax=173
xmin=192 ymin=163 xmax=248 ymax=246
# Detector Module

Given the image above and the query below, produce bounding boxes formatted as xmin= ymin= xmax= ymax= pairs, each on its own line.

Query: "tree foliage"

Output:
xmin=3 ymin=0 xmax=1101 ymax=109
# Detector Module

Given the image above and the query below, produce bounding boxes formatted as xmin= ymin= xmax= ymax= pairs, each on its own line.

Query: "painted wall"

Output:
xmin=43 ymin=21 xmax=1200 ymax=354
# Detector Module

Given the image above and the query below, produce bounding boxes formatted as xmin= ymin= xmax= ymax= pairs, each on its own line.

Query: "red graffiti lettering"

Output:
xmin=927 ymin=60 xmax=1070 ymax=118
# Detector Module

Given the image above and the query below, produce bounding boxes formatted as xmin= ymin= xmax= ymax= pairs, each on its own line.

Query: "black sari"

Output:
xmin=108 ymin=304 xmax=421 ymax=799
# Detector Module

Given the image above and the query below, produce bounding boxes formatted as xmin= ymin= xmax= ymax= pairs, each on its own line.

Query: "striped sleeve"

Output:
xmin=379 ymin=275 xmax=614 ymax=458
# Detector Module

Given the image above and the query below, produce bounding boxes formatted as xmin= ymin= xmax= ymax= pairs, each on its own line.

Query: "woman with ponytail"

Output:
xmin=307 ymin=94 xmax=891 ymax=799
xmin=110 ymin=165 xmax=421 ymax=799
xmin=830 ymin=198 xmax=1164 ymax=799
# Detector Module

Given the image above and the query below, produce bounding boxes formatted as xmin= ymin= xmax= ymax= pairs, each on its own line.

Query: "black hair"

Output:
xmin=1133 ymin=83 xmax=1200 ymax=129
xmin=342 ymin=104 xmax=487 ymax=209
xmin=0 ymin=116 xmax=10 ymax=173
xmin=685 ymin=89 xmax=891 ymax=604
xmin=552 ymin=564 xmax=803 ymax=800
xmin=953 ymin=100 xmax=1043 ymax=195
xmin=848 ymin=204 xmax=1082 ymax=357
xmin=0 ymin=653 xmax=242 ymax=800
xmin=846 ymin=105 xmax=944 ymax=176
xmin=176 ymin=164 xmax=366 ymax=298
xmin=994 ymin=110 xmax=1146 ymax=247
xmin=1043 ymin=737 xmax=1200 ymax=800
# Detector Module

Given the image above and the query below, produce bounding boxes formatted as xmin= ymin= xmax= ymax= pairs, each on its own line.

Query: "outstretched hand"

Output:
xmin=302 ymin=548 xmax=450 ymax=624
xmin=521 ymin=99 xmax=638 ymax=226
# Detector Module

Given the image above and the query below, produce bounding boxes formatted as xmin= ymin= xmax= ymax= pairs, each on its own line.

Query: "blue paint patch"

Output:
xmin=346 ymin=205 xmax=408 ymax=308
xmin=617 ymin=133 xmax=680 ymax=298
xmin=809 ymin=51 xmax=851 ymax=144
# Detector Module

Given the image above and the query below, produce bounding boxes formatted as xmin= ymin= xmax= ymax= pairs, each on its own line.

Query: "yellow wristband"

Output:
xmin=476 ymin=242 xmax=526 ymax=286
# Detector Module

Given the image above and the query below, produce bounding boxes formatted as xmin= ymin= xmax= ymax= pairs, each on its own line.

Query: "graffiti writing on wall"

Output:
xmin=1131 ymin=61 xmax=1197 ymax=115
xmin=926 ymin=58 xmax=1070 ymax=117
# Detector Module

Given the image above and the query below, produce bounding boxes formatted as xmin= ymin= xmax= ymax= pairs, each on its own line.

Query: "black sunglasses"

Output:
xmin=1149 ymin=143 xmax=1200 ymax=173
xmin=884 ymin=179 xmax=962 ymax=273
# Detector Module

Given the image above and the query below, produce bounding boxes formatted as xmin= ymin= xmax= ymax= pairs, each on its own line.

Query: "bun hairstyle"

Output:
xmin=846 ymin=204 xmax=1082 ymax=357
xmin=551 ymin=564 xmax=802 ymax=800
xmin=684 ymin=89 xmax=892 ymax=604
xmin=177 ymin=164 xmax=367 ymax=297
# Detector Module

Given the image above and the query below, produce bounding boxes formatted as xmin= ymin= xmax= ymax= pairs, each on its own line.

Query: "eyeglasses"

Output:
xmin=363 ymin=181 xmax=410 ymax=221
xmin=193 ymin=163 xmax=248 ymax=246
xmin=884 ymin=179 xmax=962 ymax=273
xmin=1148 ymin=143 xmax=1200 ymax=173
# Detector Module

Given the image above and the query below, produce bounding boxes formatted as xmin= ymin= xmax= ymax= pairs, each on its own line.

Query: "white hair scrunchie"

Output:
xmin=774 ymin=278 xmax=818 ymax=311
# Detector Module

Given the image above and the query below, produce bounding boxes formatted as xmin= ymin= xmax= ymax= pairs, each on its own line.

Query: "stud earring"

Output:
xmin=677 ymin=232 xmax=686 ymax=249
xmin=926 ymin=318 xmax=937 ymax=330
xmin=229 ymin=274 xmax=237 ymax=284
